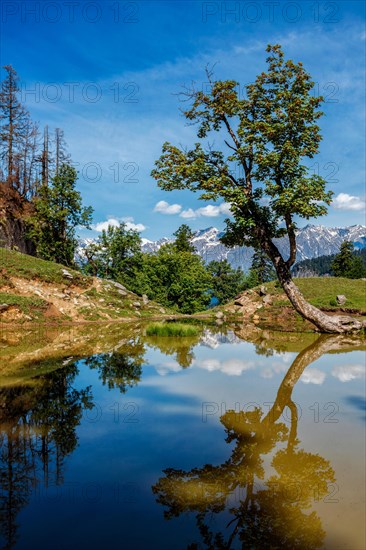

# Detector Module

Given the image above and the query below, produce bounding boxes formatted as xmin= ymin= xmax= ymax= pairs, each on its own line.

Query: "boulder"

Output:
xmin=62 ymin=269 xmax=73 ymax=280
xmin=336 ymin=295 xmax=347 ymax=305
xmin=132 ymin=301 xmax=141 ymax=308
xmin=215 ymin=311 xmax=224 ymax=319
xmin=262 ymin=295 xmax=272 ymax=306
xmin=112 ymin=281 xmax=127 ymax=292
xmin=142 ymin=294 xmax=149 ymax=305
xmin=258 ymin=285 xmax=267 ymax=296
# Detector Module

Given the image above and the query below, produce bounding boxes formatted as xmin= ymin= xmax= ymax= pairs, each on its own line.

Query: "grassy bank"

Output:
xmin=0 ymin=248 xmax=173 ymax=323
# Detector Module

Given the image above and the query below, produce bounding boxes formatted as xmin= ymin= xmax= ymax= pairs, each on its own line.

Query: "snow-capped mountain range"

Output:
xmin=78 ymin=224 xmax=366 ymax=272
xmin=141 ymin=224 xmax=366 ymax=271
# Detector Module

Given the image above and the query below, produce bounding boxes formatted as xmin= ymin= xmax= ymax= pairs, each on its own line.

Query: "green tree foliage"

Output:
xmin=83 ymin=222 xmax=147 ymax=294
xmin=29 ymin=163 xmax=93 ymax=266
xmin=207 ymin=259 xmax=246 ymax=303
xmin=248 ymin=248 xmax=276 ymax=286
xmin=143 ymin=244 xmax=212 ymax=314
xmin=331 ymin=241 xmax=366 ymax=279
xmin=293 ymin=248 xmax=366 ymax=277
xmin=173 ymin=223 xmax=196 ymax=252
xmin=151 ymin=44 xmax=364 ymax=332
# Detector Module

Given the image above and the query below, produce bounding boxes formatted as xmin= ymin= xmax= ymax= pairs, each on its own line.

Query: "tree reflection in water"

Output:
xmin=152 ymin=335 xmax=361 ymax=550
xmin=84 ymin=336 xmax=146 ymax=393
xmin=0 ymin=362 xmax=93 ymax=549
xmin=0 ymin=337 xmax=146 ymax=549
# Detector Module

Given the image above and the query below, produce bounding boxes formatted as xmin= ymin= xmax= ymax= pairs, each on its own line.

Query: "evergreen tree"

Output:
xmin=29 ymin=163 xmax=93 ymax=266
xmin=331 ymin=241 xmax=366 ymax=279
xmin=207 ymin=259 xmax=246 ymax=303
xmin=173 ymin=224 xmax=196 ymax=253
xmin=249 ymin=249 xmax=276 ymax=286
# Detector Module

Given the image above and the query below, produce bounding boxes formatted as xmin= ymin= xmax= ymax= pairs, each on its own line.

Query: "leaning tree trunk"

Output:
xmin=263 ymin=333 xmax=364 ymax=425
xmin=264 ymin=237 xmax=366 ymax=334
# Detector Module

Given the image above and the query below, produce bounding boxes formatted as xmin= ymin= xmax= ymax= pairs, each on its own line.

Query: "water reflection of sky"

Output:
xmin=5 ymin=331 xmax=366 ymax=550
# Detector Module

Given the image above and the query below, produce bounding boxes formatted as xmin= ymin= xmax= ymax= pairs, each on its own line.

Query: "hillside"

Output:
xmin=0 ymin=248 xmax=170 ymax=324
xmin=218 ymin=277 xmax=366 ymax=332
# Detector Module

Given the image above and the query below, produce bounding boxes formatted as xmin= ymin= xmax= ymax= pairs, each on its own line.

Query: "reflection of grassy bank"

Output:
xmin=146 ymin=322 xmax=199 ymax=337
xmin=0 ymin=322 xmax=144 ymax=386
xmin=1 ymin=320 xmax=365 ymax=386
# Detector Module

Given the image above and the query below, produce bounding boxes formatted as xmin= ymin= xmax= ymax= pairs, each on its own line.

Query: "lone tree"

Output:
xmin=152 ymin=45 xmax=365 ymax=333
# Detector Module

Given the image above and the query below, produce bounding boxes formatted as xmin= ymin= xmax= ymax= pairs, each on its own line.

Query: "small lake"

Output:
xmin=0 ymin=324 xmax=365 ymax=549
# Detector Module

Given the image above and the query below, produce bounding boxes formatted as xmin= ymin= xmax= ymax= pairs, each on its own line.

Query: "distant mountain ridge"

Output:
xmin=141 ymin=224 xmax=366 ymax=271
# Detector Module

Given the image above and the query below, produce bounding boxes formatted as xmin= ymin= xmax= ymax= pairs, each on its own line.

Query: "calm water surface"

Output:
xmin=0 ymin=325 xmax=365 ymax=549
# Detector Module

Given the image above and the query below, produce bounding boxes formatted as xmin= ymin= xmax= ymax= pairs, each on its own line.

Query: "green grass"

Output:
xmin=0 ymin=247 xmax=88 ymax=286
xmin=266 ymin=277 xmax=366 ymax=311
xmin=297 ymin=277 xmax=366 ymax=311
xmin=0 ymin=292 xmax=47 ymax=319
xmin=146 ymin=322 xmax=199 ymax=337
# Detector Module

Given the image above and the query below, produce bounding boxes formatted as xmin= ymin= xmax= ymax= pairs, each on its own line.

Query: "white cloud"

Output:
xmin=180 ymin=202 xmax=232 ymax=219
xmin=121 ymin=216 xmax=146 ymax=232
xmin=180 ymin=208 xmax=196 ymax=219
xmin=154 ymin=200 xmax=182 ymax=215
xmin=91 ymin=217 xmax=146 ymax=232
xmin=91 ymin=218 xmax=120 ymax=232
xmin=300 ymin=368 xmax=326 ymax=385
xmin=155 ymin=361 xmax=181 ymax=376
xmin=332 ymin=364 xmax=365 ymax=382
xmin=194 ymin=358 xmax=254 ymax=376
xmin=332 ymin=193 xmax=365 ymax=211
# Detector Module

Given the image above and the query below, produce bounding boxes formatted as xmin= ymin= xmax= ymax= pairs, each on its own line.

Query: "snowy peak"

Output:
xmin=141 ymin=224 xmax=366 ymax=271
xmin=77 ymin=225 xmax=366 ymax=272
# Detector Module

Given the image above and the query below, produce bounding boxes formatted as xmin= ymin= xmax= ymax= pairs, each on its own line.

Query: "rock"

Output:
xmin=215 ymin=311 xmax=224 ymax=319
xmin=258 ymin=285 xmax=267 ymax=296
xmin=99 ymin=298 xmax=105 ymax=303
xmin=0 ymin=304 xmax=10 ymax=312
xmin=142 ymin=294 xmax=149 ymax=305
xmin=336 ymin=295 xmax=347 ymax=305
xmin=159 ymin=308 xmax=166 ymax=314
xmin=262 ymin=295 xmax=272 ymax=306
xmin=117 ymin=289 xmax=127 ymax=296
xmin=215 ymin=319 xmax=224 ymax=325
xmin=112 ymin=281 xmax=127 ymax=291
xmin=132 ymin=301 xmax=141 ymax=308
xmin=62 ymin=269 xmax=73 ymax=280
xmin=34 ymin=289 xmax=43 ymax=297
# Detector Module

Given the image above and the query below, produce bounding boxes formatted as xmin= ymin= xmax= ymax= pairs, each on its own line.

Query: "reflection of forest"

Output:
xmin=0 ymin=363 xmax=93 ymax=549
xmin=152 ymin=335 xmax=363 ymax=550
xmin=0 ymin=334 xmax=146 ymax=550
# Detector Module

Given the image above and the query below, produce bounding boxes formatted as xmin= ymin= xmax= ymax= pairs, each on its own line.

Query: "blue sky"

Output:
xmin=1 ymin=0 xmax=365 ymax=240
